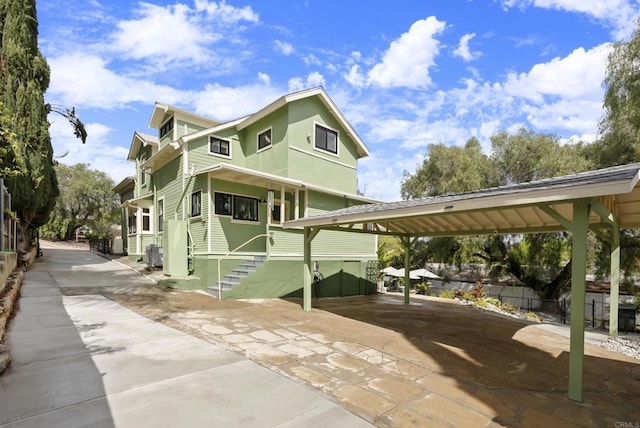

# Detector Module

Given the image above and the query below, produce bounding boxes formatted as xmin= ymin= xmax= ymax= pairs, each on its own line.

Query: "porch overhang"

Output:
xmin=121 ymin=194 xmax=153 ymax=209
xmin=195 ymin=162 xmax=379 ymax=203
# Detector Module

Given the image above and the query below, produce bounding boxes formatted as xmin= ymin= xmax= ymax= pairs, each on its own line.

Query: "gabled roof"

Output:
xmin=113 ymin=176 xmax=135 ymax=194
xmin=148 ymin=102 xmax=221 ymax=129
xmin=127 ymin=132 xmax=159 ymax=161
xmin=236 ymin=87 xmax=370 ymax=158
xmin=284 ymin=163 xmax=640 ymax=236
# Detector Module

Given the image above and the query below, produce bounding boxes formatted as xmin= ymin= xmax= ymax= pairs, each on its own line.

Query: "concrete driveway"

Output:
xmin=0 ymin=243 xmax=370 ymax=428
xmin=2 ymin=241 xmax=639 ymax=427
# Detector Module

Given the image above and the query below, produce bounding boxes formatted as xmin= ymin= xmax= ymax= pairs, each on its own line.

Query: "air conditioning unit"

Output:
xmin=146 ymin=245 xmax=164 ymax=268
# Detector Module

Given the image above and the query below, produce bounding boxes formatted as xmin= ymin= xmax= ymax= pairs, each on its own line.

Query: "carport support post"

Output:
xmin=609 ymin=225 xmax=620 ymax=337
xmin=568 ymin=199 xmax=590 ymax=402
xmin=403 ymin=236 xmax=411 ymax=305
xmin=303 ymin=227 xmax=319 ymax=312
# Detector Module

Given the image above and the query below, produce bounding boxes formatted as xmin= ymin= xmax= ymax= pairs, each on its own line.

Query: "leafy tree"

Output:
xmin=599 ymin=18 xmax=640 ymax=166
xmin=401 ymin=137 xmax=498 ymax=199
xmin=0 ymin=102 xmax=23 ymax=177
xmin=40 ymin=164 xmax=120 ymax=241
xmin=0 ymin=0 xmax=58 ymax=230
xmin=0 ymin=0 xmax=86 ymax=245
xmin=400 ymin=128 xmax=595 ymax=300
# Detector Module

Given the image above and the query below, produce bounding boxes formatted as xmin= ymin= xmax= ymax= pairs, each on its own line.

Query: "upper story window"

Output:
xmin=257 ymin=128 xmax=272 ymax=151
xmin=210 ymin=136 xmax=231 ymax=157
xmin=315 ymin=124 xmax=338 ymax=155
xmin=159 ymin=117 xmax=174 ymax=139
xmin=128 ymin=211 xmax=137 ymax=234
xmin=140 ymin=154 xmax=147 ymax=185
xmin=191 ymin=190 xmax=202 ymax=217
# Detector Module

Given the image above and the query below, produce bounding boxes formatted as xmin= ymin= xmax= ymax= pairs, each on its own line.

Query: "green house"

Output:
xmin=119 ymin=87 xmax=379 ymax=299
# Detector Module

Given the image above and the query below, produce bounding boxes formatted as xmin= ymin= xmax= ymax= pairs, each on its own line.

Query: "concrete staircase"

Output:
xmin=207 ymin=255 xmax=267 ymax=297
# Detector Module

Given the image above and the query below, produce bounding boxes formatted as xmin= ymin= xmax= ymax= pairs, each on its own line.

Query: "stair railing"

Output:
xmin=216 ymin=232 xmax=273 ymax=300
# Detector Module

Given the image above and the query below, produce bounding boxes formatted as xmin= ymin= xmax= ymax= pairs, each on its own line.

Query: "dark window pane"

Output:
xmin=232 ymin=195 xmax=258 ymax=222
xmin=210 ymin=137 xmax=230 ymax=156
xmin=214 ymin=192 xmax=232 ymax=216
xmin=315 ymin=125 xmax=337 ymax=154
xmin=258 ymin=129 xmax=271 ymax=150
xmin=191 ymin=191 xmax=202 ymax=217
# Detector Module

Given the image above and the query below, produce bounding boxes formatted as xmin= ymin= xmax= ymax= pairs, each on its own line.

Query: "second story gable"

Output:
xmin=133 ymin=87 xmax=370 ymax=195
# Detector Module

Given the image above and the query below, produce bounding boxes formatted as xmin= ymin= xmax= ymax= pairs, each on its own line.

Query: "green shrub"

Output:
xmin=502 ymin=303 xmax=520 ymax=314
xmin=525 ymin=312 xmax=542 ymax=322
xmin=439 ymin=289 xmax=456 ymax=299
xmin=462 ymin=291 xmax=474 ymax=301
xmin=475 ymin=299 xmax=488 ymax=308
xmin=485 ymin=297 xmax=501 ymax=306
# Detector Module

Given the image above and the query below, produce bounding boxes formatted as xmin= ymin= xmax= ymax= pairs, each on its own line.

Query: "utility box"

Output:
xmin=618 ymin=303 xmax=637 ymax=332
xmin=162 ymin=219 xmax=188 ymax=276
xmin=112 ymin=237 xmax=124 ymax=255
xmin=146 ymin=245 xmax=163 ymax=267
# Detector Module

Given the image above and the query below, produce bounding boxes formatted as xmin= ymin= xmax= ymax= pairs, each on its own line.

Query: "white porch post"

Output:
xmin=303 ymin=227 xmax=319 ymax=311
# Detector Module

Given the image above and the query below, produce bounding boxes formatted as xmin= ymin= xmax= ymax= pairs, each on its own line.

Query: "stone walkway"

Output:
xmin=104 ymin=259 xmax=640 ymax=427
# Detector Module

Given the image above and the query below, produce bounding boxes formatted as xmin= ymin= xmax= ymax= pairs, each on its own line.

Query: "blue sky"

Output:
xmin=38 ymin=0 xmax=640 ymax=201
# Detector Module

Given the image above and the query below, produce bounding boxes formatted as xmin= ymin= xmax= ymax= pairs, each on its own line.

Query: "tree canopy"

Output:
xmin=40 ymin=163 xmax=120 ymax=241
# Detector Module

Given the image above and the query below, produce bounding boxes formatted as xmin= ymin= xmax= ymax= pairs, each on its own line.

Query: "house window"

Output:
xmin=191 ymin=191 xmax=202 ymax=217
xmin=159 ymin=117 xmax=174 ymax=139
xmin=142 ymin=208 xmax=151 ymax=232
xmin=232 ymin=195 xmax=258 ymax=222
xmin=315 ymin=124 xmax=338 ymax=154
xmin=128 ymin=211 xmax=137 ymax=234
xmin=140 ymin=154 xmax=147 ymax=185
xmin=210 ymin=136 xmax=230 ymax=157
xmin=157 ymin=200 xmax=164 ymax=232
xmin=214 ymin=192 xmax=232 ymax=216
xmin=271 ymin=200 xmax=289 ymax=223
xmin=257 ymin=128 xmax=272 ymax=151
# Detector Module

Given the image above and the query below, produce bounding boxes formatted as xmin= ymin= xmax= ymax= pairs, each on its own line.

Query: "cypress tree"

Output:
xmin=0 ymin=0 xmax=58 ymax=231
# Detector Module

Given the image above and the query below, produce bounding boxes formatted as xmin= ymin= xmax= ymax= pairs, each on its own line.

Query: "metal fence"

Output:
xmin=1 ymin=178 xmax=19 ymax=252
xmin=425 ymin=285 xmax=634 ymax=329
xmin=89 ymin=238 xmax=112 ymax=255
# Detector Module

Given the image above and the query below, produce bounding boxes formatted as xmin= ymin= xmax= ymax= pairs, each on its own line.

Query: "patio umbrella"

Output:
xmin=410 ymin=268 xmax=440 ymax=280
xmin=395 ymin=268 xmax=420 ymax=280
xmin=380 ymin=266 xmax=401 ymax=276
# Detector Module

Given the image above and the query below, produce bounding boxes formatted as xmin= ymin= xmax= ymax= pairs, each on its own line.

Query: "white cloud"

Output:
xmin=502 ymin=45 xmax=610 ymax=102
xmin=258 ymin=72 xmax=271 ymax=85
xmin=49 ymin=119 xmax=133 ymax=183
xmin=288 ymin=72 xmax=326 ymax=92
xmin=274 ymin=40 xmax=294 ymax=55
xmin=190 ymin=83 xmax=283 ymax=121
xmin=367 ymin=17 xmax=447 ymax=88
xmin=111 ymin=1 xmax=259 ymax=68
xmin=453 ymin=33 xmax=481 ymax=61
xmin=344 ymin=65 xmax=366 ymax=88
xmin=499 ymin=0 xmax=640 ymax=38
xmin=47 ymin=54 xmax=191 ymax=108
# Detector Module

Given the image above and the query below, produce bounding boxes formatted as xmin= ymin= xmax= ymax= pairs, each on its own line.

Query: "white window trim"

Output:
xmin=213 ymin=191 xmax=233 ymax=217
xmin=208 ymin=135 xmax=232 ymax=159
xmin=159 ymin=116 xmax=174 ymax=140
xmin=257 ymin=126 xmax=273 ymax=153
xmin=141 ymin=206 xmax=153 ymax=234
xmin=313 ymin=122 xmax=340 ymax=158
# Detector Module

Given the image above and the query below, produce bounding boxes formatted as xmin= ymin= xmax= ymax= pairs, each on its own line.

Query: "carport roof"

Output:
xmin=284 ymin=163 xmax=640 ymax=236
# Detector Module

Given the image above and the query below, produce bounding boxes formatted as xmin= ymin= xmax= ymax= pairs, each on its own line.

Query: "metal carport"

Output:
xmin=284 ymin=162 xmax=640 ymax=402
